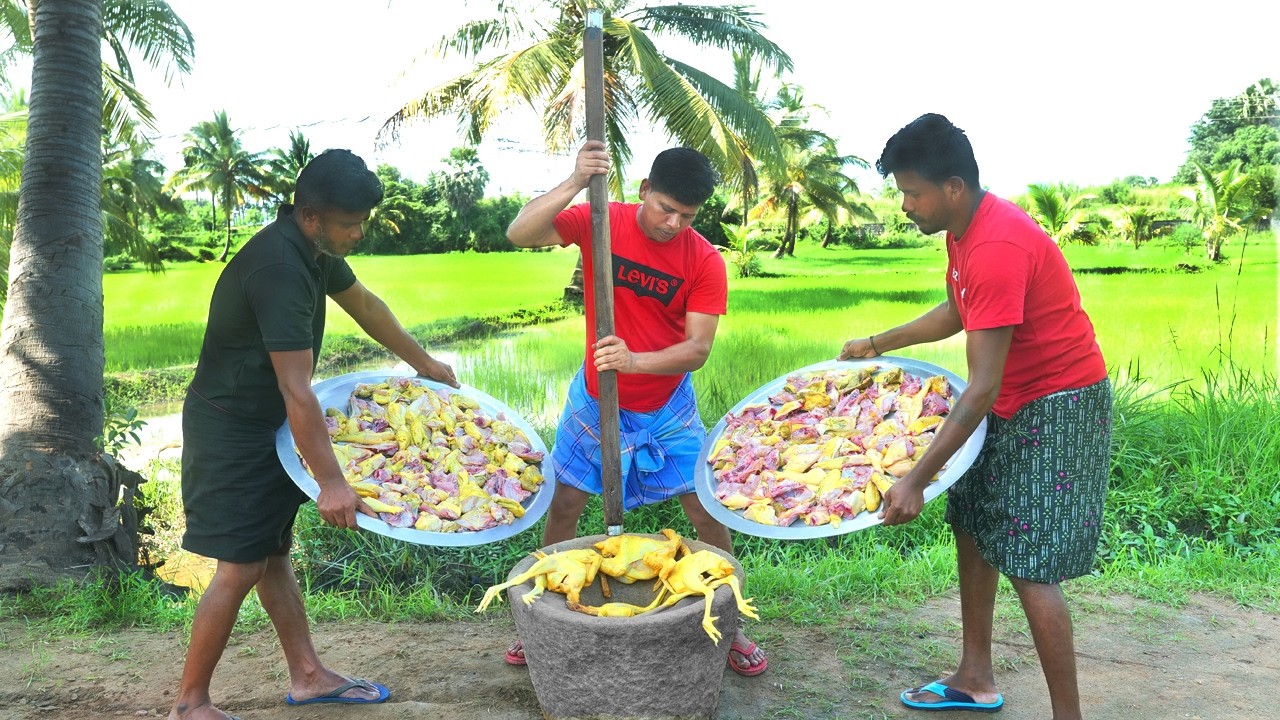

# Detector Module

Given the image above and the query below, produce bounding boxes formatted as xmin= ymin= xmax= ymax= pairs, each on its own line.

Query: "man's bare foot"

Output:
xmin=286 ymin=673 xmax=387 ymax=704
xmin=901 ymin=673 xmax=1002 ymax=708
xmin=727 ymin=628 xmax=767 ymax=676
xmin=168 ymin=699 xmax=239 ymax=720
xmin=505 ymin=639 xmax=527 ymax=665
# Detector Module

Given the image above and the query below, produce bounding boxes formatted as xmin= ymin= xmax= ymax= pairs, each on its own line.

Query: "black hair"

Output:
xmin=293 ymin=149 xmax=384 ymax=212
xmin=876 ymin=113 xmax=981 ymax=189
xmin=648 ymin=147 xmax=719 ymax=206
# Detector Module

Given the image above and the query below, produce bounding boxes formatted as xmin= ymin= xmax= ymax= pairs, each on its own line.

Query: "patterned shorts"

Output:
xmin=945 ymin=379 xmax=1113 ymax=583
xmin=551 ymin=367 xmax=705 ymax=510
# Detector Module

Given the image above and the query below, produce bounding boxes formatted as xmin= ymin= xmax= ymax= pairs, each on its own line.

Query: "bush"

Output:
xmin=1097 ymin=179 xmax=1136 ymax=205
xmin=1167 ymin=223 xmax=1203 ymax=254
xmin=104 ymin=254 xmax=135 ymax=272
xmin=1070 ymin=211 xmax=1115 ymax=246
xmin=469 ymin=194 xmax=526 ymax=253
xmin=157 ymin=244 xmax=198 ymax=263
xmin=104 ymin=367 xmax=195 ymax=410
xmin=693 ymin=191 xmax=735 ymax=248
xmin=718 ymin=222 xmax=764 ymax=278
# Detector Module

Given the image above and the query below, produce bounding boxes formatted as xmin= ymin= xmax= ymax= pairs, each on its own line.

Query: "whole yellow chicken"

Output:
xmin=475 ymin=548 xmax=603 ymax=612
xmin=594 ymin=528 xmax=686 ymax=585
xmin=647 ymin=550 xmax=760 ymax=642
xmin=566 ymin=594 xmax=666 ymax=618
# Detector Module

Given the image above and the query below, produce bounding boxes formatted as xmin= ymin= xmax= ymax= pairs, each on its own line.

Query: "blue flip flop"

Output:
xmin=900 ymin=681 xmax=1004 ymax=712
xmin=286 ymin=678 xmax=391 ymax=706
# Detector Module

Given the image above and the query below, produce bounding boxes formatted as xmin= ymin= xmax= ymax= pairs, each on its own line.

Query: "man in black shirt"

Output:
xmin=169 ymin=150 xmax=457 ymax=720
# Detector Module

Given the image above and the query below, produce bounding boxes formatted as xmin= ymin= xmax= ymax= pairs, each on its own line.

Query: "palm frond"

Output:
xmin=434 ymin=12 xmax=532 ymax=59
xmin=101 ymin=0 xmax=194 ymax=83
xmin=629 ymin=4 xmax=792 ymax=73
xmin=102 ymin=63 xmax=156 ymax=137
xmin=383 ymin=37 xmax=573 ymax=144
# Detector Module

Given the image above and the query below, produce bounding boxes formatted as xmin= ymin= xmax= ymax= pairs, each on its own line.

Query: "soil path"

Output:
xmin=0 ymin=591 xmax=1274 ymax=719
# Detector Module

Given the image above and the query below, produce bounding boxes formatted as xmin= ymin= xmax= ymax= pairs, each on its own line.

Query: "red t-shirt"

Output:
xmin=554 ymin=202 xmax=727 ymax=412
xmin=946 ymin=193 xmax=1106 ymax=418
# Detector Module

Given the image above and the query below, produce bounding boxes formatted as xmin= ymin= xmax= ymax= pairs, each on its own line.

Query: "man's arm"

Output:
xmin=507 ymin=141 xmax=608 ymax=248
xmin=271 ymin=348 xmax=371 ymax=529
xmin=839 ymin=285 xmax=964 ymax=360
xmin=329 ymin=280 xmax=459 ymax=387
xmin=592 ymin=311 xmax=719 ymax=375
xmin=877 ymin=324 xmax=1013 ymax=525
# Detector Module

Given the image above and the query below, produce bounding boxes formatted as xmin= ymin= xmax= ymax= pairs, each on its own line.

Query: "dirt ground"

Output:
xmin=0 ymin=590 xmax=1275 ymax=720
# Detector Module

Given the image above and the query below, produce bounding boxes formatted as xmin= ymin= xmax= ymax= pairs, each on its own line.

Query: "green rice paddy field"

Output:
xmin=105 ymin=232 xmax=1276 ymax=433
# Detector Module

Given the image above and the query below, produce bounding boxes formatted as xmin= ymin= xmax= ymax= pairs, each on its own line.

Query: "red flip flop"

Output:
xmin=505 ymin=640 xmax=527 ymax=666
xmin=727 ymin=641 xmax=768 ymax=677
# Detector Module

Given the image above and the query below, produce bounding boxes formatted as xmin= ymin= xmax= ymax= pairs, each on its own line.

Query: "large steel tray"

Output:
xmin=275 ymin=370 xmax=554 ymax=547
xmin=694 ymin=357 xmax=986 ymax=540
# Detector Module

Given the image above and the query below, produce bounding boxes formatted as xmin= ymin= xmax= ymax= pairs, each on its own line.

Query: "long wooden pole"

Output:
xmin=584 ymin=7 xmax=624 ymax=536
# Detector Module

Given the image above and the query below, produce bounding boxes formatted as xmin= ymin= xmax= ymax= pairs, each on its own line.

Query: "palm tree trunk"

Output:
xmin=564 ymin=251 xmax=585 ymax=303
xmin=775 ymin=195 xmax=798 ymax=257
xmin=219 ymin=185 xmax=232 ymax=261
xmin=0 ymin=0 xmax=143 ymax=587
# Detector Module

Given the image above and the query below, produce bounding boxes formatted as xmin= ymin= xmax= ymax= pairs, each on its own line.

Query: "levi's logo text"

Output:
xmin=613 ymin=254 xmax=682 ymax=305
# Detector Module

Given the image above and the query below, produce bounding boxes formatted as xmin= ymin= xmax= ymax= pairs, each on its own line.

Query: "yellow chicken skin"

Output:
xmin=566 ymin=593 xmax=666 ymax=618
xmin=647 ymin=550 xmax=760 ymax=643
xmin=594 ymin=528 xmax=687 ymax=584
xmin=475 ymin=548 xmax=603 ymax=612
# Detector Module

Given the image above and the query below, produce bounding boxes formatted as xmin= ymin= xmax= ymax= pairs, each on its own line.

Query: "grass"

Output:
xmin=101 ymin=232 xmax=1274 ymax=395
xmin=4 ymin=230 xmax=1275 ymax=640
xmin=102 ymin=248 xmax=580 ymax=372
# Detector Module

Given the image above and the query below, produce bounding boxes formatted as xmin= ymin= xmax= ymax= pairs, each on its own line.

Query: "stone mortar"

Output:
xmin=506 ymin=534 xmax=743 ymax=720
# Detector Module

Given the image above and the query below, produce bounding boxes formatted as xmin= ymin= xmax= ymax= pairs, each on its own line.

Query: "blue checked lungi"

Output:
xmin=551 ymin=366 xmax=707 ymax=510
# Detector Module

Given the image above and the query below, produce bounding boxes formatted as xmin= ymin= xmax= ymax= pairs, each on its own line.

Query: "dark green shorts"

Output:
xmin=180 ymin=394 xmax=307 ymax=563
xmin=945 ymin=379 xmax=1113 ymax=583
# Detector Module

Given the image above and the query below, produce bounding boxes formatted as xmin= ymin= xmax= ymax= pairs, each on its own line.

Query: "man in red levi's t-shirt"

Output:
xmin=839 ymin=115 xmax=1110 ymax=719
xmin=504 ymin=141 xmax=765 ymax=677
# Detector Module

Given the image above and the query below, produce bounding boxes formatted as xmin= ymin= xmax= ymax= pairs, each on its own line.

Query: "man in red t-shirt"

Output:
xmin=505 ymin=141 xmax=766 ymax=676
xmin=839 ymin=114 xmax=1110 ymax=719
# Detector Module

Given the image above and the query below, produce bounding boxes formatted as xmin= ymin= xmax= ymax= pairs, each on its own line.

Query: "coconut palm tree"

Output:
xmin=1118 ymin=204 xmax=1156 ymax=250
xmin=752 ymin=83 xmax=870 ymax=257
xmin=1182 ymin=160 xmax=1254 ymax=262
xmin=386 ymin=2 xmax=788 ymax=292
xmin=0 ymin=0 xmax=104 ymax=463
xmin=723 ymin=49 xmax=769 ymax=223
xmin=0 ymin=0 xmax=195 ymax=587
xmin=262 ymin=128 xmax=313 ymax=205
xmin=436 ymin=146 xmax=489 ymax=251
xmin=385 ymin=1 xmax=788 ymax=194
xmin=384 ymin=1 xmax=790 ymax=292
xmin=1025 ymin=183 xmax=1095 ymax=245
xmin=0 ymin=0 xmax=143 ymax=586
xmin=168 ymin=110 xmax=269 ymax=261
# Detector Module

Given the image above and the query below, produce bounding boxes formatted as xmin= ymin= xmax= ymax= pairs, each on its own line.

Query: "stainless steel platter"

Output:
xmin=275 ymin=370 xmax=554 ymax=547
xmin=694 ymin=357 xmax=986 ymax=540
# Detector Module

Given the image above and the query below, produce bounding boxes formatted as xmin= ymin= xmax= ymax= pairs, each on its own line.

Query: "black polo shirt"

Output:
xmin=187 ymin=205 xmax=357 ymax=426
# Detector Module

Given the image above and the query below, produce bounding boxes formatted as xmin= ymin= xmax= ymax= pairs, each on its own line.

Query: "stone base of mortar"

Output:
xmin=507 ymin=534 xmax=743 ymax=720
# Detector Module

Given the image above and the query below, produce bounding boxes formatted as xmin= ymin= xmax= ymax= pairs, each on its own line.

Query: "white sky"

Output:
xmin=114 ymin=0 xmax=1280 ymax=198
